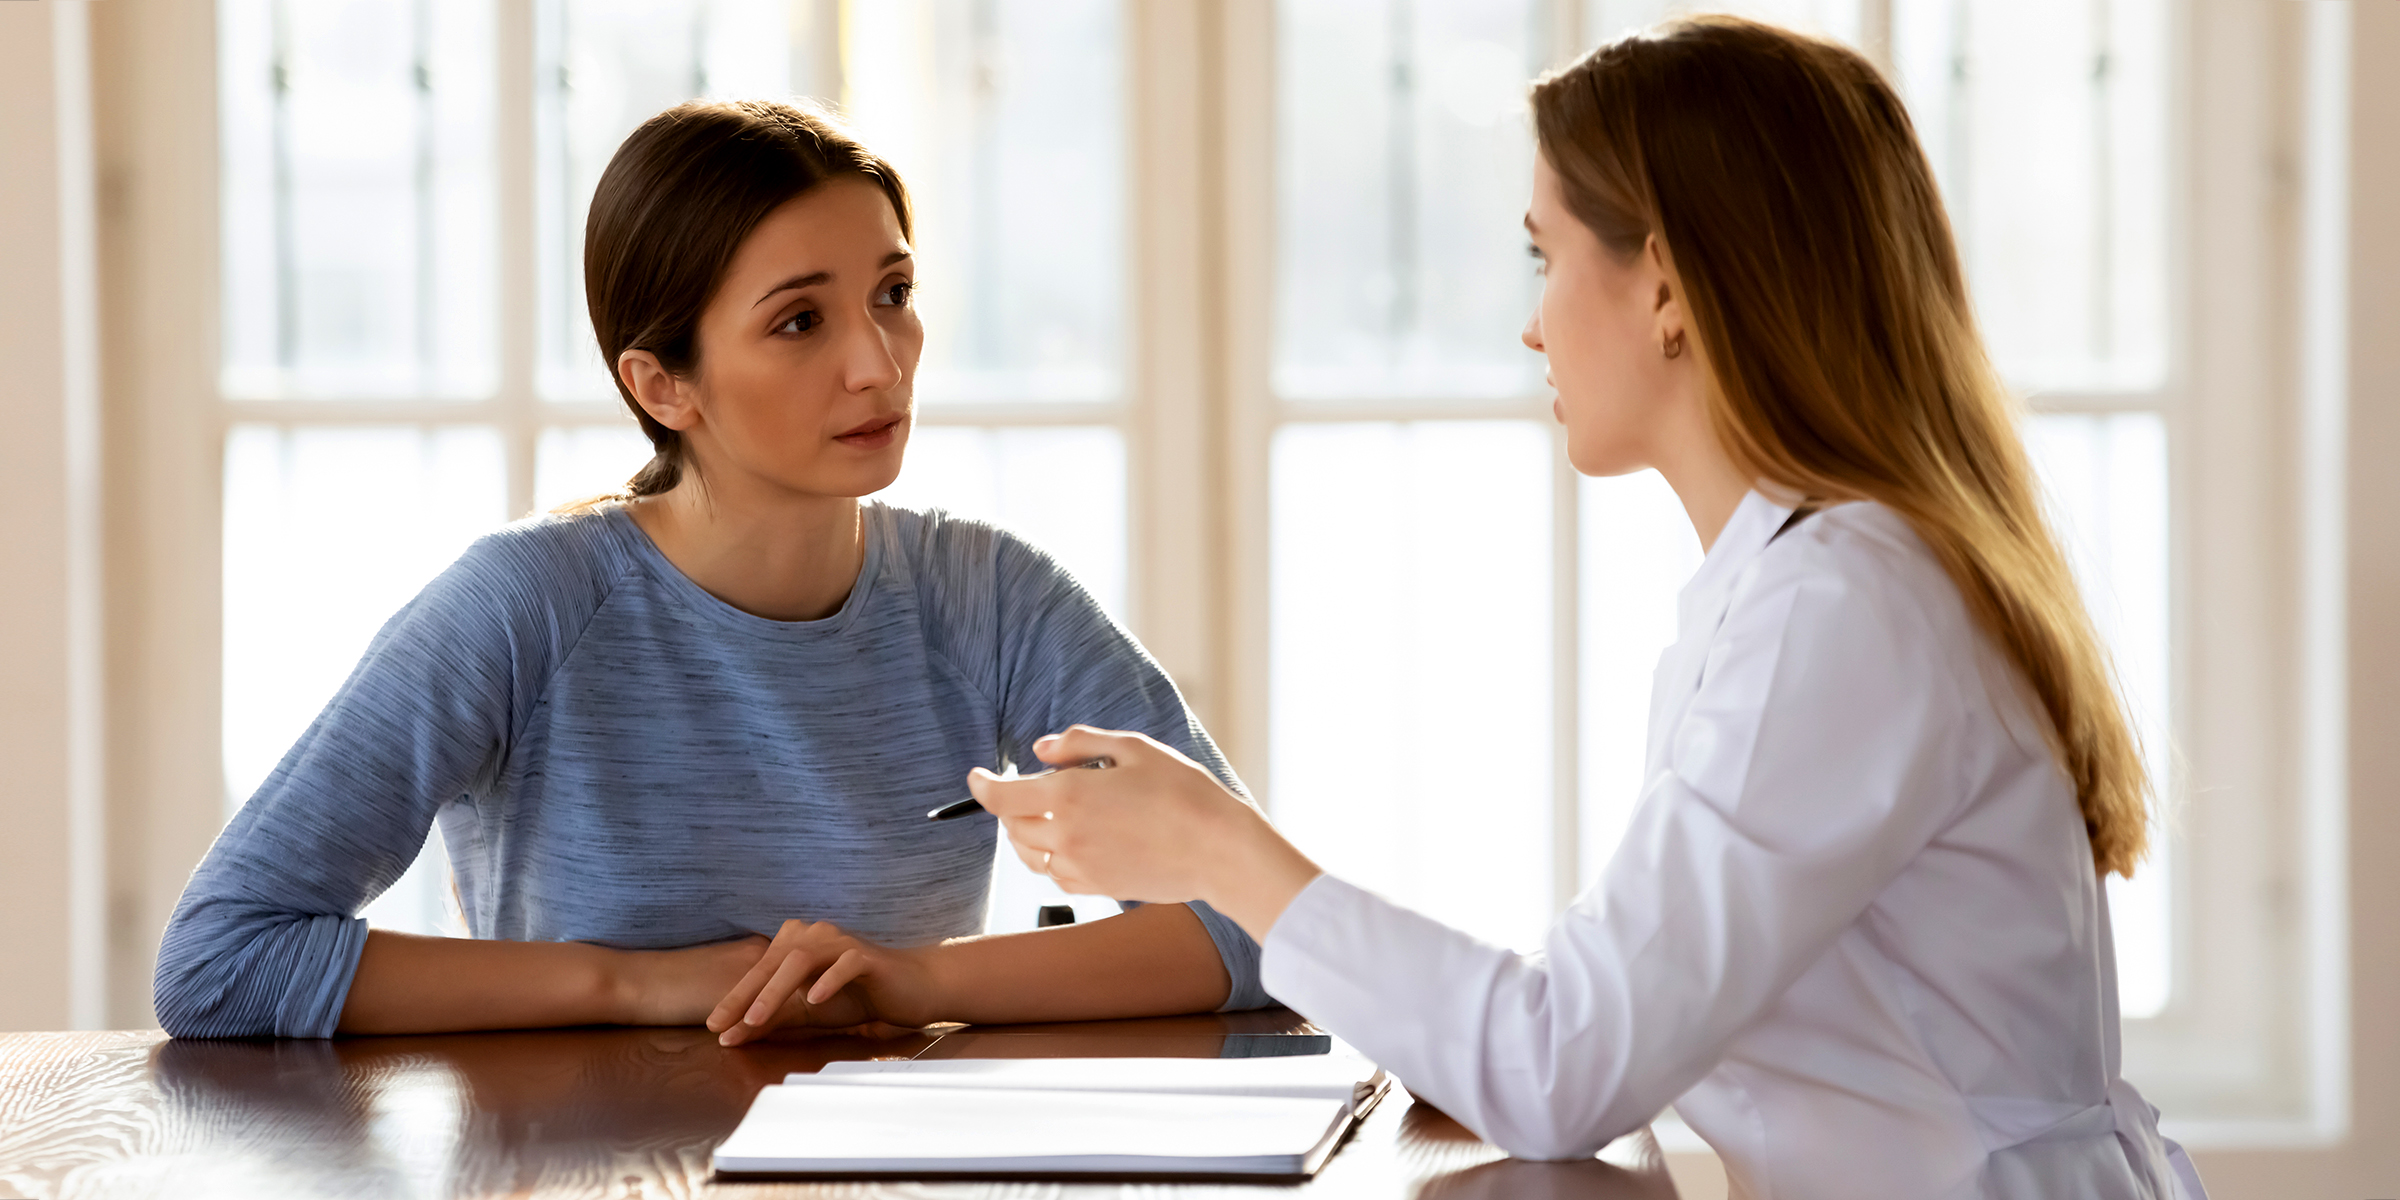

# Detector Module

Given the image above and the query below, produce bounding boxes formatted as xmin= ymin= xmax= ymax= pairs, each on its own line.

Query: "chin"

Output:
xmin=827 ymin=433 xmax=910 ymax=497
xmin=847 ymin=460 xmax=909 ymax=500
xmin=1564 ymin=435 xmax=1647 ymax=479
xmin=768 ymin=456 xmax=906 ymax=502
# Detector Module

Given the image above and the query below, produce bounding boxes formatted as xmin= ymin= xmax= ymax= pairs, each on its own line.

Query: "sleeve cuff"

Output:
xmin=1185 ymin=899 xmax=1272 ymax=1011
xmin=156 ymin=909 xmax=369 ymax=1039
xmin=1258 ymin=871 xmax=1358 ymax=1014
xmin=274 ymin=914 xmax=371 ymax=1038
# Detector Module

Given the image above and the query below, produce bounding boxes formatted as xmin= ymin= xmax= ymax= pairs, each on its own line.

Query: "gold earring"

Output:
xmin=1661 ymin=331 xmax=1685 ymax=360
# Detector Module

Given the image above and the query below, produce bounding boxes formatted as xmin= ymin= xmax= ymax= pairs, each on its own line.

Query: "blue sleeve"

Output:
xmin=980 ymin=532 xmax=1272 ymax=1012
xmin=153 ymin=519 xmax=606 ymax=1038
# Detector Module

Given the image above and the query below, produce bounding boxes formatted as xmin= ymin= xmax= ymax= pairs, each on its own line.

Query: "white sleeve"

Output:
xmin=1258 ymin=551 xmax=1977 ymax=1159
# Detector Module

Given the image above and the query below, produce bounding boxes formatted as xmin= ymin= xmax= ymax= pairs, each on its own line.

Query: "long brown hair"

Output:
xmin=584 ymin=99 xmax=912 ymax=497
xmin=1532 ymin=16 xmax=2150 ymax=876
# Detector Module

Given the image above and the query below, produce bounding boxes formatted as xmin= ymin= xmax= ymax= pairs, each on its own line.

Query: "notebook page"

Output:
xmin=713 ymin=1084 xmax=1351 ymax=1174
xmin=803 ymin=1054 xmax=1380 ymax=1105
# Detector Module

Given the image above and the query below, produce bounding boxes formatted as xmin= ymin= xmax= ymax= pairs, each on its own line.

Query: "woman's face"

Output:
xmin=636 ymin=177 xmax=923 ymax=500
xmin=1521 ymin=153 xmax=1690 ymax=477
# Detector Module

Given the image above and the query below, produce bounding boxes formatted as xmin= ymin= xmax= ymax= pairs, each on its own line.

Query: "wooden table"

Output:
xmin=0 ymin=1011 xmax=1676 ymax=1199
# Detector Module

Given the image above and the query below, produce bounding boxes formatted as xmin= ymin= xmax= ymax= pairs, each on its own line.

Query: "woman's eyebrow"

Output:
xmin=749 ymin=252 xmax=913 ymax=308
xmin=753 ymin=272 xmax=831 ymax=307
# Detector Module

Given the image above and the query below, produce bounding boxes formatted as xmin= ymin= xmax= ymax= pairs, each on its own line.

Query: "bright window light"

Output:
xmin=1268 ymin=420 xmax=1556 ymax=952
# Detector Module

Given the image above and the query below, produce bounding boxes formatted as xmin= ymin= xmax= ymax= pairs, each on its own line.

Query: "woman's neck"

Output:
xmin=1661 ymin=454 xmax=1755 ymax=553
xmin=625 ymin=468 xmax=866 ymax=622
xmin=1649 ymin=387 xmax=1756 ymax=553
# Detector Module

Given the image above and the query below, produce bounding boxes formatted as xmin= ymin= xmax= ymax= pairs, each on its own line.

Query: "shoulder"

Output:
xmin=453 ymin=506 xmax=636 ymax=593
xmin=874 ymin=501 xmax=991 ymax=561
xmin=1726 ymin=500 xmax=2066 ymax=763
xmin=869 ymin=502 xmax=1129 ymax=690
xmin=1724 ymin=500 xmax=1988 ymax=704
xmin=417 ymin=506 xmax=638 ymax=628
xmin=1740 ymin=501 xmax=1965 ymax=632
xmin=869 ymin=501 xmax=1075 ymax=595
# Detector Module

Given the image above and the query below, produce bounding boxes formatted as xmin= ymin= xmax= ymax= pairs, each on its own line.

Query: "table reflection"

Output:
xmin=1397 ymin=1101 xmax=1678 ymax=1200
xmin=102 ymin=1017 xmax=1681 ymax=1198
xmin=147 ymin=1026 xmax=933 ymax=1197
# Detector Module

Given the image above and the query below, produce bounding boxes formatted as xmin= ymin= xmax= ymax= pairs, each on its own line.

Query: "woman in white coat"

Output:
xmin=955 ymin=16 xmax=2207 ymax=1200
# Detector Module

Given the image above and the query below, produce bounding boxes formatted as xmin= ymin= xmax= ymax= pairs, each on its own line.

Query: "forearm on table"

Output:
xmin=920 ymin=902 xmax=1231 ymax=1025
xmin=336 ymin=930 xmax=627 ymax=1035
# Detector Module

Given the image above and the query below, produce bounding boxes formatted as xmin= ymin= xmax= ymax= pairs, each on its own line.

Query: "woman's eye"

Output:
xmin=778 ymin=310 xmax=820 ymax=335
xmin=878 ymin=280 xmax=915 ymax=307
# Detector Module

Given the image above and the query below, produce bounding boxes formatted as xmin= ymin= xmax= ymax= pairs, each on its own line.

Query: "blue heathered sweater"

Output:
xmin=155 ymin=502 xmax=1267 ymax=1037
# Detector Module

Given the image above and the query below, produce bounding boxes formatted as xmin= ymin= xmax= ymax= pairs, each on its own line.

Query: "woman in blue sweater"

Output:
xmin=155 ymin=99 xmax=1266 ymax=1039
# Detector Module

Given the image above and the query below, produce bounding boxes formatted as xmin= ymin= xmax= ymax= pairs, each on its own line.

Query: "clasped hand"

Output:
xmin=703 ymin=919 xmax=940 ymax=1046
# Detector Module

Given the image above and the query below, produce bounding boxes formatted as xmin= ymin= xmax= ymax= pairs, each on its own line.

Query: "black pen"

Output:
xmin=927 ymin=756 xmax=1115 ymax=820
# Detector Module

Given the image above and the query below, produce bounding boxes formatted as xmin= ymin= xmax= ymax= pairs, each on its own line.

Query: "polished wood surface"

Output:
xmin=0 ymin=1012 xmax=1675 ymax=1199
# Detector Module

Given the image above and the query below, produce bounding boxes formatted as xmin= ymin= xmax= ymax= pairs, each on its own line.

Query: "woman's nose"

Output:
xmin=1521 ymin=308 xmax=1545 ymax=353
xmin=845 ymin=313 xmax=905 ymax=393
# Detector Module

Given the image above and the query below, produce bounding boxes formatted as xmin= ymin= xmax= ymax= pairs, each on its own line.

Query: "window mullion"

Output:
xmin=1122 ymin=1 xmax=1203 ymax=712
xmin=917 ymin=401 xmax=1138 ymax=428
xmin=1551 ymin=421 xmax=1581 ymax=914
xmin=2022 ymin=389 xmax=2178 ymax=414
xmin=1218 ymin=0 xmax=1279 ymax=796
xmin=1861 ymin=0 xmax=1895 ymax=72
xmin=1277 ymin=398 xmax=1555 ymax=423
xmin=224 ymin=400 xmax=510 ymax=426
xmin=497 ymin=0 xmax=538 ymax=519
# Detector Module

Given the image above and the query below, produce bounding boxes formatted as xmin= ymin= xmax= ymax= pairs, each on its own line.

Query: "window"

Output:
xmin=1265 ymin=0 xmax=1560 ymax=952
xmin=217 ymin=0 xmax=509 ymax=938
xmin=217 ymin=0 xmax=499 ymax=400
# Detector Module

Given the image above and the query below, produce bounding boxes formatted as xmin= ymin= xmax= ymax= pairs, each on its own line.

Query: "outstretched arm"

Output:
xmin=969 ymin=554 xmax=1978 ymax=1161
xmin=337 ymin=930 xmax=770 ymax=1035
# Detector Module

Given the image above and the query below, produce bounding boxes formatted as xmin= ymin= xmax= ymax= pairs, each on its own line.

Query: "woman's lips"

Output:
xmin=835 ymin=416 xmax=904 ymax=450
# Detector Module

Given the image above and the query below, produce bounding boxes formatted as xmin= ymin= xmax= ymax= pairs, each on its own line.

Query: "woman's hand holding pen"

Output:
xmin=706 ymin=919 xmax=941 ymax=1045
xmin=703 ymin=728 xmax=1316 ymax=1043
xmin=965 ymin=726 xmax=1324 ymax=943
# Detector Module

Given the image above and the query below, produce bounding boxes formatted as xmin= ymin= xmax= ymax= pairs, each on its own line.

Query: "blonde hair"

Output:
xmin=1532 ymin=16 xmax=2150 ymax=876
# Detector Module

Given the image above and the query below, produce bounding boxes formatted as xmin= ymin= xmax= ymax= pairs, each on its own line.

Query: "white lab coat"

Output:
xmin=1259 ymin=491 xmax=2205 ymax=1200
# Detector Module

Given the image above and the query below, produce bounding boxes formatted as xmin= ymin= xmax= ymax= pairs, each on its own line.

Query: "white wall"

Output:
xmin=0 ymin=0 xmax=104 ymax=1032
xmin=87 ymin=0 xmax=228 ymax=1032
xmin=2191 ymin=2 xmax=2400 ymax=1193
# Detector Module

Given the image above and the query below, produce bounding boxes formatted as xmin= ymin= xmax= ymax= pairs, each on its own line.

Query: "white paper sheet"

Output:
xmin=713 ymin=1084 xmax=1353 ymax=1176
xmin=801 ymin=1053 xmax=1382 ymax=1105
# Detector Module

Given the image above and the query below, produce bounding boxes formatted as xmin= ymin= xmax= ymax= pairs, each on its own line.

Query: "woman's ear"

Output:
xmin=1644 ymin=234 xmax=1689 ymax=358
xmin=618 ymin=349 xmax=700 ymax=432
